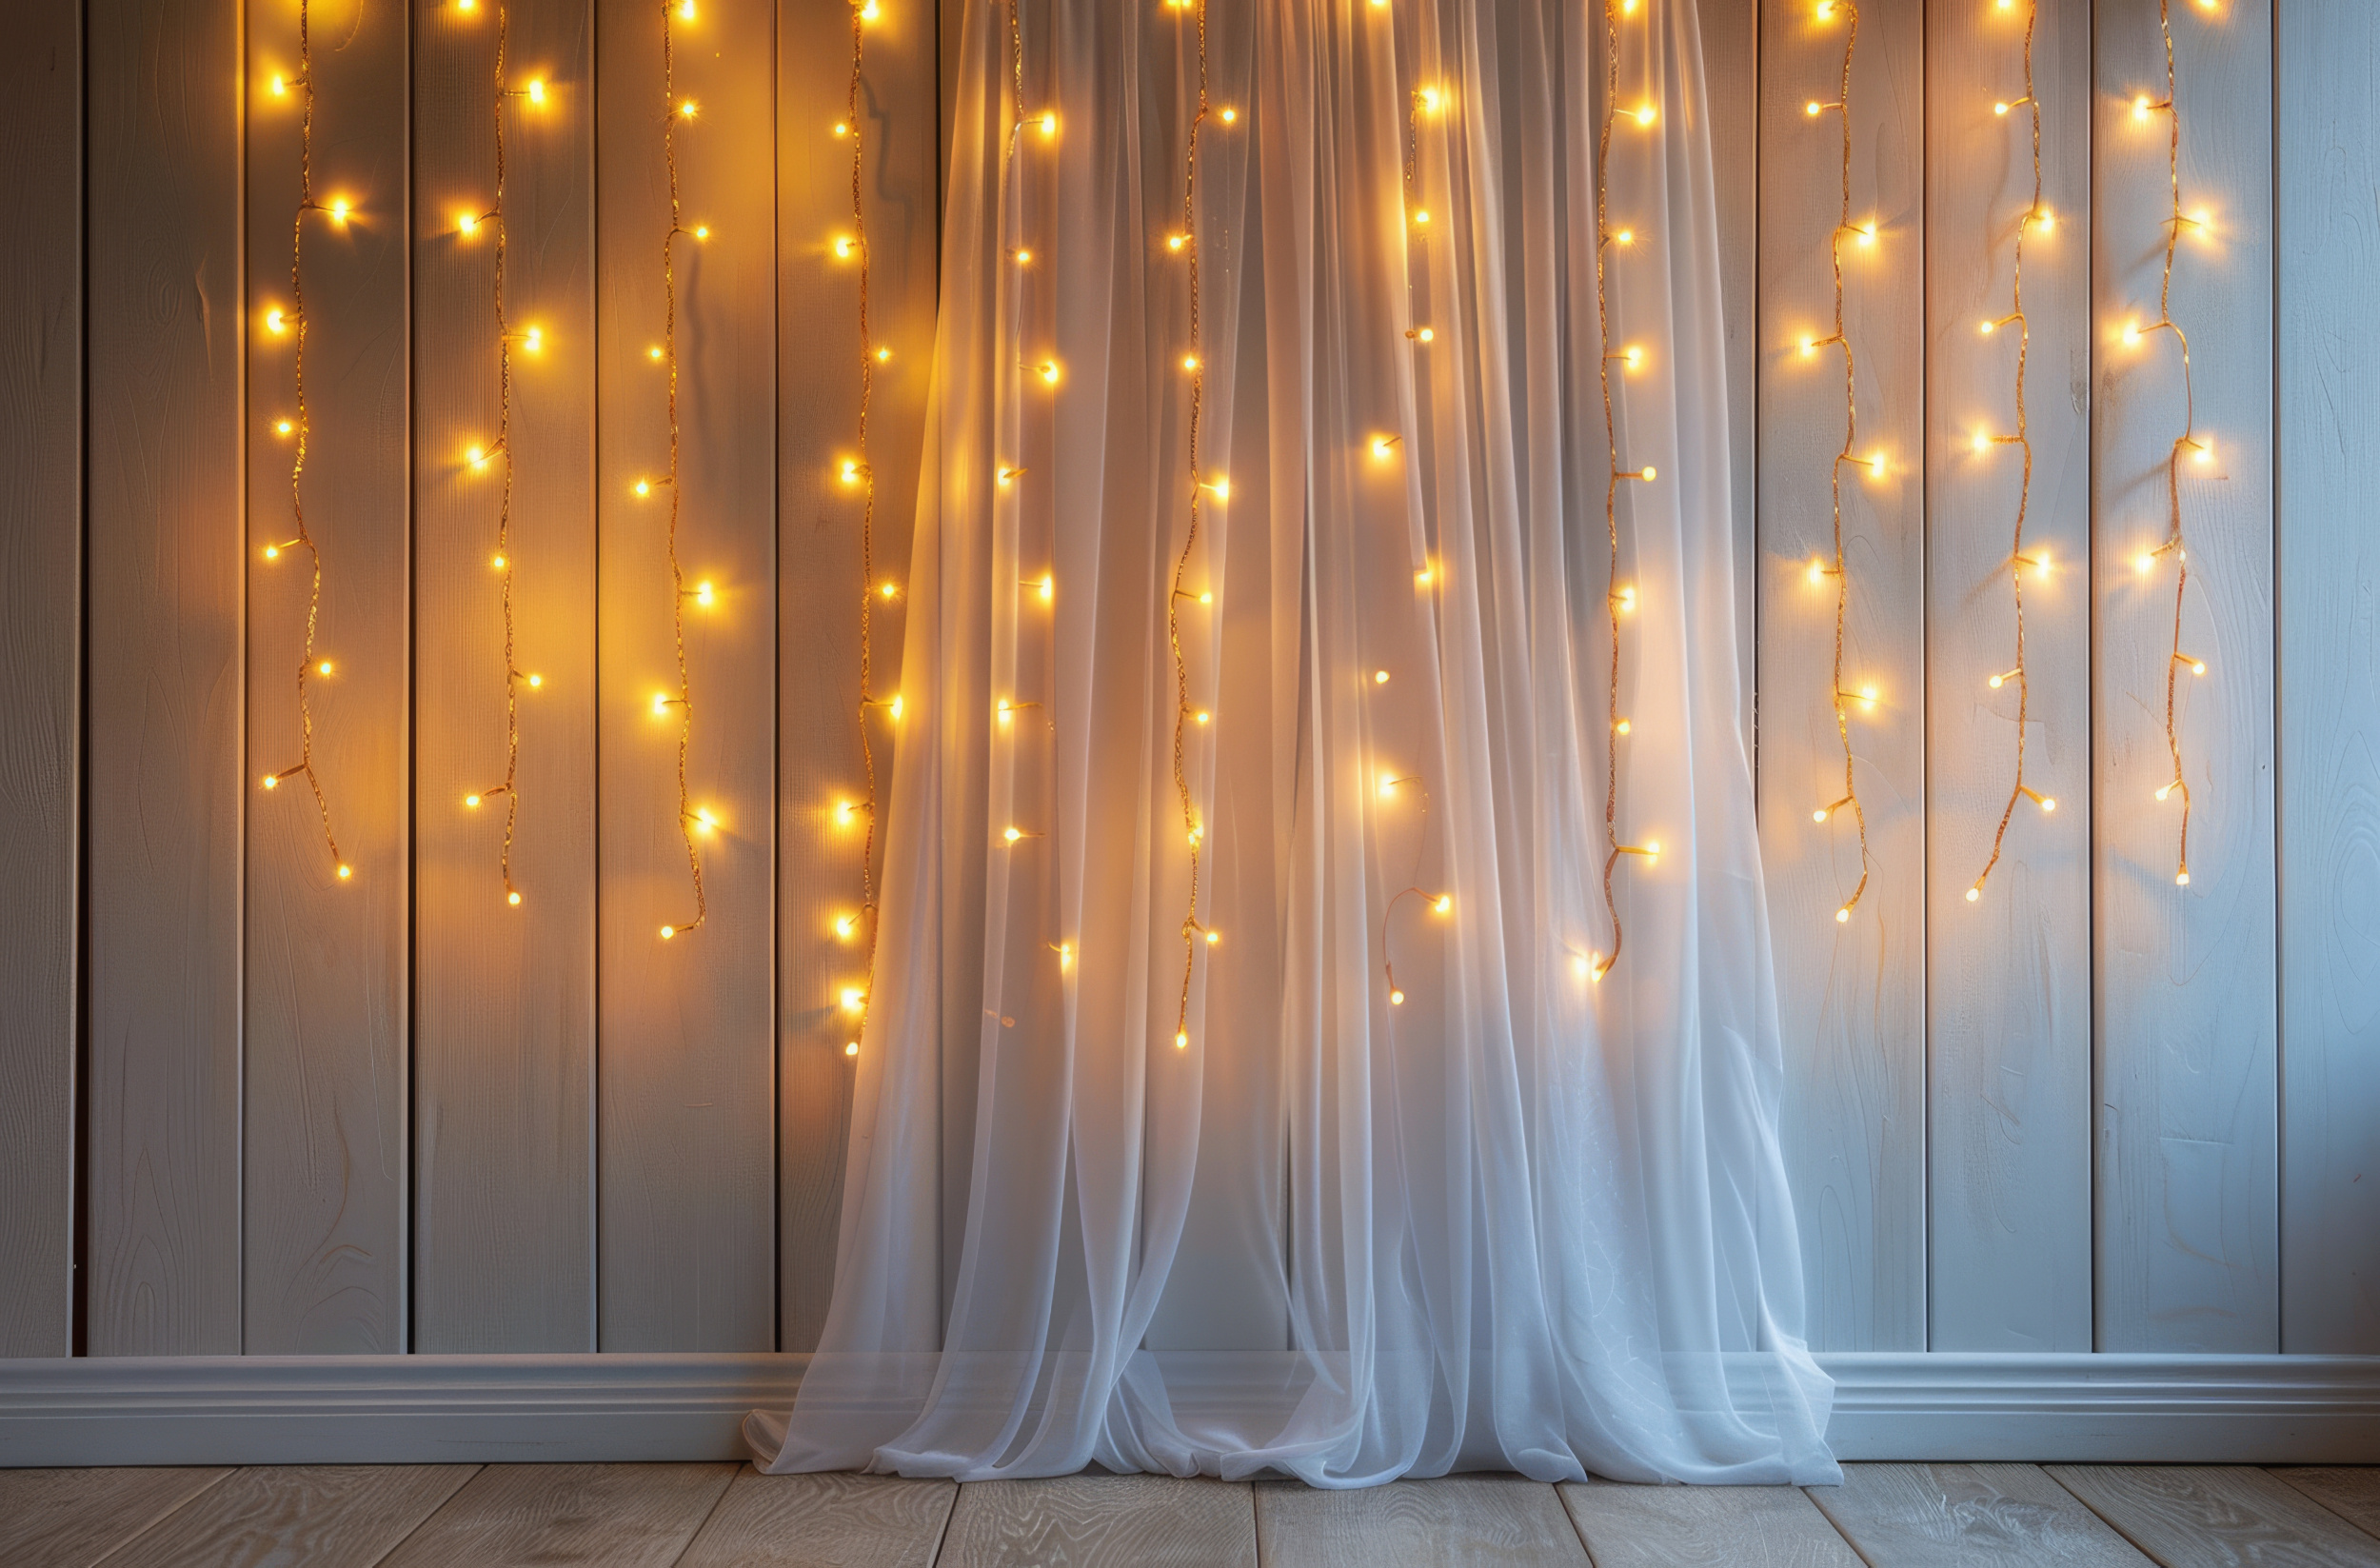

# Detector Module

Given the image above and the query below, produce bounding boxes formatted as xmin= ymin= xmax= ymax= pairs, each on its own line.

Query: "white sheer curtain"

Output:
xmin=748 ymin=0 xmax=1839 ymax=1487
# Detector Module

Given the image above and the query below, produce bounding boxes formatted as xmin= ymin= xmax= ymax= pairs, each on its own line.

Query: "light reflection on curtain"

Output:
xmin=748 ymin=0 xmax=1840 ymax=1486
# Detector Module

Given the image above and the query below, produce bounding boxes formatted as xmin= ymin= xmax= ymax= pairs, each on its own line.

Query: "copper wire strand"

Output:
xmin=1812 ymin=2 xmax=1873 ymax=920
xmin=2140 ymin=0 xmax=2200 ymax=885
xmin=1589 ymin=0 xmax=1651 ymax=979
xmin=1971 ymin=0 xmax=2045 ymax=902
xmin=469 ymin=0 xmax=527 ymax=903
xmin=1167 ymin=0 xmax=1213 ymax=1042
xmin=846 ymin=0 xmax=883 ymax=1023
xmin=266 ymin=0 xmax=347 ymax=877
xmin=659 ymin=0 xmax=707 ymax=935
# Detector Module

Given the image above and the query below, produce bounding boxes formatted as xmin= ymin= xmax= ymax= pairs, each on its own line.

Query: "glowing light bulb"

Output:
xmin=652 ymin=693 xmax=670 ymax=716
xmin=1853 ymin=223 xmax=1875 ymax=248
xmin=2193 ymin=438 xmax=2214 ymax=466
xmin=694 ymin=807 xmax=718 ymax=834
xmin=337 ymin=863 xmax=353 ymax=881
xmin=1994 ymin=101 xmax=2013 ymax=116
xmin=1205 ymin=928 xmax=1220 ymax=945
xmin=1857 ymin=685 xmax=1877 ymax=709
xmin=1378 ymin=775 xmax=1398 ymax=799
xmin=1980 ymin=318 xmax=1996 ymax=335
xmin=1418 ymin=87 xmax=1443 ymax=113
xmin=526 ymin=78 xmax=546 ymax=105
xmin=876 ymin=347 xmax=891 ymax=363
xmin=317 ymin=661 xmax=334 ymax=677
xmin=841 ymin=460 xmax=861 ymax=485
xmin=1616 ymin=585 xmax=1637 ymax=612
xmin=881 ymin=581 xmax=899 ymax=599
xmin=1634 ymin=104 xmax=1656 ymax=127
xmin=1622 ymin=346 xmax=1644 ymax=369
xmin=2136 ymin=551 xmax=2156 ymax=574
xmin=1058 ymin=943 xmax=1074 ymax=968
xmin=523 ymin=326 xmax=543 ymax=352
xmin=1371 ymin=435 xmax=1397 ymax=460
xmin=1966 ymin=886 xmax=1981 ymax=903
xmin=835 ymin=915 xmax=856 ymax=939
xmin=833 ymin=121 xmax=849 ymax=137
xmin=1973 ymin=432 xmax=1993 ymax=455
xmin=842 ymin=988 xmax=865 ymax=1013
xmin=1167 ymin=232 xmax=1187 ymax=252
xmin=695 ymin=580 xmax=715 ymax=606
xmin=466 ymin=793 xmax=483 ymax=808
xmin=1209 ymin=477 xmax=1230 ymax=500
xmin=1375 ymin=669 xmax=1390 ymax=685
xmin=1808 ymin=559 xmax=1828 ymax=586
xmin=1014 ymin=248 xmax=1033 ymax=264
xmin=1038 ymin=574 xmax=1054 ymax=601
xmin=2176 ymin=870 xmax=2191 ymax=886
xmin=2134 ymin=94 xmax=2152 ymax=120
xmin=526 ymin=674 xmax=543 ymax=688
xmin=276 ymin=419 xmax=294 ymax=436
xmin=1434 ymin=894 xmax=1452 ymax=914
xmin=861 ymin=0 xmax=880 ymax=19
xmin=679 ymin=0 xmax=695 ymax=16
xmin=1412 ymin=327 xmax=1435 ymax=343
xmin=2039 ymin=796 xmax=2057 ymax=813
xmin=2156 ymin=782 xmax=2175 ymax=802
xmin=997 ymin=698 xmax=1013 ymax=723
xmin=844 ymin=1041 xmax=860 ymax=1056
xmin=262 ymin=773 xmax=280 ymax=789
xmin=1639 ymin=466 xmax=1656 ymax=481
xmin=1198 ymin=591 xmax=1212 ymax=605
xmin=1615 ymin=228 xmax=1635 ymax=246
xmin=1220 ymin=107 xmax=1237 ymax=123
xmin=508 ymin=890 xmax=523 ymax=905
xmin=2033 ymin=206 xmax=2055 ymax=232
xmin=836 ymin=800 xmax=858 ymax=824
xmin=269 ymin=73 xmax=289 ymax=97
xmin=1003 ymin=825 xmax=1022 ymax=844
xmin=888 ymin=695 xmax=903 ymax=720
xmin=1643 ymin=842 xmax=1661 ymax=863
xmin=266 ymin=308 xmax=290 ymax=335
xmin=1039 ymin=111 xmax=1058 ymax=137
xmin=2191 ymin=659 xmax=2208 ymax=676
xmin=327 ymin=197 xmax=352 ymax=224
xmin=1176 ymin=1030 xmax=1190 ymax=1048
xmin=1415 ymin=565 xmax=1435 ymax=586
xmin=1041 ymin=360 xmax=1061 ymax=385
xmin=1800 ymin=335 xmax=1818 ymax=356
xmin=834 ymin=236 xmax=855 ymax=259
xmin=1181 ymin=354 xmax=1200 ymax=371
xmin=1411 ymin=208 xmax=1432 ymax=227
xmin=1813 ymin=806 xmax=1831 ymax=824
xmin=2122 ymin=320 xmax=2142 ymax=347
xmin=1867 ymin=451 xmax=1887 ymax=476
xmin=1806 ymin=101 xmax=1824 ymax=117
xmin=679 ymin=99 xmax=698 ymax=119
xmin=634 ymin=477 xmax=651 ymax=496
xmin=1195 ymin=710 xmax=1211 ymax=724
xmin=1390 ymin=989 xmax=1405 ymax=1006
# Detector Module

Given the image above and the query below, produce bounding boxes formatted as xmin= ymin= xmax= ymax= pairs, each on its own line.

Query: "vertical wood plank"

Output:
xmin=1924 ymin=0 xmax=2094 ymax=1353
xmin=85 ymin=0 xmax=246 ymax=1358
xmin=1703 ymin=0 xmax=1757 ymax=752
xmin=2091 ymin=0 xmax=2276 ymax=1355
xmin=0 ymin=0 xmax=80 ymax=1359
xmin=596 ymin=0 xmax=778 ymax=1351
xmin=777 ymin=0 xmax=941 ymax=1349
xmin=241 ymin=0 xmax=411 ymax=1356
xmin=2276 ymin=0 xmax=2380 ymax=1356
xmin=1757 ymin=0 xmax=1928 ymax=1351
xmin=413 ymin=0 xmax=602 ymax=1354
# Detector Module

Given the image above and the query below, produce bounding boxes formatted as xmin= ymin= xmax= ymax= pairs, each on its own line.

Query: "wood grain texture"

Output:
xmin=2275 ymin=0 xmax=2380 ymax=1357
xmin=593 ymin=0 xmax=777 ymax=1353
xmin=2267 ymin=1469 xmax=2380 ymax=1539
xmin=942 ymin=1476 xmax=1258 ymax=1568
xmin=98 ymin=1464 xmax=478 ymax=1568
xmin=1255 ymin=1476 xmax=1586 ymax=1568
xmin=1923 ymin=0 xmax=2094 ymax=1354
xmin=776 ymin=0 xmax=941 ymax=1350
xmin=376 ymin=1462 xmax=736 ymax=1568
xmin=2089 ymin=0 xmax=2278 ymax=1357
xmin=675 ymin=1471 xmax=956 ymax=1568
xmin=1702 ymin=0 xmax=1757 ymax=753
xmin=240 ymin=0 xmax=411 ymax=1357
xmin=84 ymin=0 xmax=247 ymax=1358
xmin=1757 ymin=0 xmax=1930 ymax=1353
xmin=411 ymin=0 xmax=602 ymax=1354
xmin=1812 ymin=1462 xmax=2156 ymax=1566
xmin=1558 ymin=1480 xmax=1863 ymax=1568
xmin=0 ymin=0 xmax=80 ymax=1360
xmin=0 ymin=1467 xmax=231 ymax=1568
xmin=2050 ymin=1464 xmax=2380 ymax=1567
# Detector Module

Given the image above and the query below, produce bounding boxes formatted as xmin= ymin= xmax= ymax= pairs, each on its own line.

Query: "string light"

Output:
xmin=1588 ymin=0 xmax=1660 ymax=980
xmin=257 ymin=0 xmax=348 ymax=883
xmin=649 ymin=0 xmax=710 ymax=940
xmin=1795 ymin=0 xmax=1878 ymax=925
xmin=829 ymin=0 xmax=894 ymax=1044
xmin=2129 ymin=0 xmax=2208 ymax=889
xmin=1967 ymin=0 xmax=2054 ymax=905
xmin=455 ymin=0 xmax=545 ymax=908
xmin=1161 ymin=0 xmax=1216 ymax=1051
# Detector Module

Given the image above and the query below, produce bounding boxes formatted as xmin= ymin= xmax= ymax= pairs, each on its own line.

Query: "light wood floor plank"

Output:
xmin=674 ymin=1471 xmax=955 ymax=1567
xmin=0 ymin=1468 xmax=231 ymax=1568
xmin=94 ymin=1465 xmax=477 ymax=1568
xmin=1558 ymin=1479 xmax=1864 ymax=1567
xmin=374 ymin=1463 xmax=735 ymax=1568
xmin=1256 ymin=1476 xmax=1589 ymax=1567
xmin=2049 ymin=1467 xmax=2380 ymax=1567
xmin=938 ymin=1475 xmax=1256 ymax=1568
xmin=1810 ymin=1462 xmax=2156 ymax=1566
xmin=2266 ymin=1471 xmax=2380 ymax=1540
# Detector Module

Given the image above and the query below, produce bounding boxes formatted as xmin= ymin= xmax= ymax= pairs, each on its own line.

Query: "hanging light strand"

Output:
xmin=1164 ymin=0 xmax=1214 ymax=1049
xmin=1968 ymin=0 xmax=2053 ymax=904
xmin=842 ymin=0 xmax=884 ymax=1027
xmin=1588 ymin=0 xmax=1658 ymax=980
xmin=2135 ymin=0 xmax=2204 ymax=888
xmin=654 ymin=0 xmax=708 ymax=939
xmin=260 ymin=0 xmax=350 ymax=883
xmin=1806 ymin=1 xmax=1874 ymax=925
xmin=463 ymin=0 xmax=536 ymax=907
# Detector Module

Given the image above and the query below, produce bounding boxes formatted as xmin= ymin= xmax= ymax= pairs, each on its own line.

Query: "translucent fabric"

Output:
xmin=747 ymin=0 xmax=1840 ymax=1487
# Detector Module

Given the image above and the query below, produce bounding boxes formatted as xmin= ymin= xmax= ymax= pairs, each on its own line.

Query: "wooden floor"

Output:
xmin=3 ymin=1461 xmax=2375 ymax=1567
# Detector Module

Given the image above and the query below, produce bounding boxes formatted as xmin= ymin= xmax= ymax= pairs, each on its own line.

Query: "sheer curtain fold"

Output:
xmin=748 ymin=0 xmax=1840 ymax=1487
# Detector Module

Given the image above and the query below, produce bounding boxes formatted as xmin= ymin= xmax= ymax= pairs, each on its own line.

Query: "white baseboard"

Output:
xmin=2 ymin=1352 xmax=2374 ymax=1467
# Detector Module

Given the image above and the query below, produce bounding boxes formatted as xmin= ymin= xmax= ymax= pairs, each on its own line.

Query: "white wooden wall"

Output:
xmin=1 ymin=0 xmax=2375 ymax=1363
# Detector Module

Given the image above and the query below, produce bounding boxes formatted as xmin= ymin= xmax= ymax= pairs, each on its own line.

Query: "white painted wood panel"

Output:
xmin=0 ymin=0 xmax=80 ymax=1359
xmin=2090 ymin=0 xmax=2276 ymax=1355
xmin=1758 ymin=0 xmax=1929 ymax=1352
xmin=412 ymin=0 xmax=602 ymax=1354
xmin=240 ymin=0 xmax=411 ymax=1356
xmin=84 ymin=0 xmax=247 ymax=1358
xmin=594 ymin=0 xmax=778 ymax=1351
xmin=776 ymin=0 xmax=942 ymax=1352
xmin=1924 ymin=0 xmax=2094 ymax=1353
xmin=2275 ymin=0 xmax=2380 ymax=1357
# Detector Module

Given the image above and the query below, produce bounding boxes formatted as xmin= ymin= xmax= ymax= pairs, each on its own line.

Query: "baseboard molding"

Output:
xmin=2 ymin=1351 xmax=2374 ymax=1467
